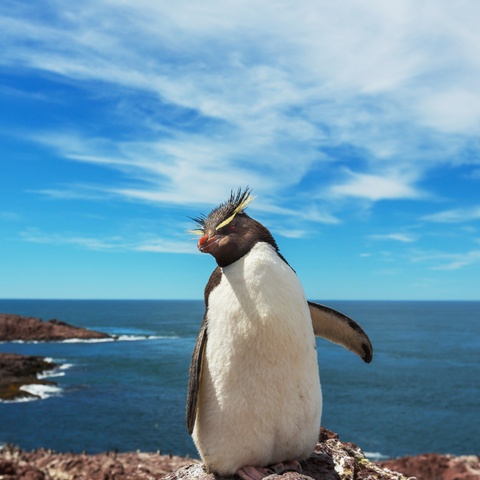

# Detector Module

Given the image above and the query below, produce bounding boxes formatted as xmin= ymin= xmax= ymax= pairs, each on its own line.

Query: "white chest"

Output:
xmin=207 ymin=242 xmax=315 ymax=370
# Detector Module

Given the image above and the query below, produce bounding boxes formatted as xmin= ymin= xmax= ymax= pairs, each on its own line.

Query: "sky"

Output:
xmin=1 ymin=0 xmax=480 ymax=300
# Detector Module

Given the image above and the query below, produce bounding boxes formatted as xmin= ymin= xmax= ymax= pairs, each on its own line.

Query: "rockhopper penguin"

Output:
xmin=187 ymin=188 xmax=373 ymax=480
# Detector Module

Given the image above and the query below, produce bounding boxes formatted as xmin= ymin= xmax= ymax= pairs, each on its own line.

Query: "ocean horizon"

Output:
xmin=1 ymin=299 xmax=479 ymax=461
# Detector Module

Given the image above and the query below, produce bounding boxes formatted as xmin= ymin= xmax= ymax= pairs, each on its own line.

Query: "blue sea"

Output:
xmin=0 ymin=300 xmax=479 ymax=460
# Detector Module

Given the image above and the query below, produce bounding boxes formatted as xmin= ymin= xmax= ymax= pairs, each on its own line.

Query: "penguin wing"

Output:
xmin=308 ymin=301 xmax=373 ymax=363
xmin=186 ymin=267 xmax=222 ymax=435
xmin=186 ymin=313 xmax=208 ymax=435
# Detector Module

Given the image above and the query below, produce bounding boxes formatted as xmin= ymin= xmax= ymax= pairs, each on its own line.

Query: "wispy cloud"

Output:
xmin=135 ymin=240 xmax=195 ymax=254
xmin=20 ymin=229 xmax=194 ymax=254
xmin=370 ymin=233 xmax=416 ymax=243
xmin=274 ymin=229 xmax=307 ymax=239
xmin=422 ymin=206 xmax=480 ymax=223
xmin=412 ymin=249 xmax=480 ymax=270
xmin=0 ymin=212 xmax=22 ymax=221
xmin=2 ymin=0 xmax=480 ymax=219
xmin=330 ymin=169 xmax=422 ymax=201
xmin=432 ymin=250 xmax=480 ymax=270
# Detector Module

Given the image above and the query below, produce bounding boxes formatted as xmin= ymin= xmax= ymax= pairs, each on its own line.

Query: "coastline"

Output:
xmin=0 ymin=353 xmax=61 ymax=402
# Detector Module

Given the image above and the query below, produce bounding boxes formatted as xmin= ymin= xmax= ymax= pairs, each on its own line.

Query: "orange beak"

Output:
xmin=197 ymin=234 xmax=222 ymax=254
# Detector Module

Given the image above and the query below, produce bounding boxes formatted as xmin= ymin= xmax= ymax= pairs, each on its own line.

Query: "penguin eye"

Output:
xmin=229 ymin=224 xmax=236 ymax=231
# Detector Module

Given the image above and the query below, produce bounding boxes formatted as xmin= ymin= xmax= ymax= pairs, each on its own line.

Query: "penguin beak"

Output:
xmin=198 ymin=234 xmax=222 ymax=254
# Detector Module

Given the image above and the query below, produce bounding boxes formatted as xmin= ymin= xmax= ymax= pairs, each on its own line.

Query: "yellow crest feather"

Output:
xmin=187 ymin=228 xmax=205 ymax=237
xmin=216 ymin=193 xmax=256 ymax=230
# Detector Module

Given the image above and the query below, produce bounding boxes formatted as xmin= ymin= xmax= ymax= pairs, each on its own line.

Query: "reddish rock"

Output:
xmin=0 ymin=445 xmax=195 ymax=480
xmin=163 ymin=429 xmax=413 ymax=480
xmin=378 ymin=453 xmax=480 ymax=480
xmin=2 ymin=430 xmax=478 ymax=480
xmin=0 ymin=353 xmax=60 ymax=401
xmin=0 ymin=314 xmax=112 ymax=342
xmin=0 ymin=458 xmax=46 ymax=479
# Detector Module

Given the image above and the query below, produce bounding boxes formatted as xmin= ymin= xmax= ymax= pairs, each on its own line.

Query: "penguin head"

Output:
xmin=189 ymin=188 xmax=278 ymax=267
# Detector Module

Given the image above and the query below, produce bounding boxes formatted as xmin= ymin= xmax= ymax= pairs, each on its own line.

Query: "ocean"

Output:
xmin=0 ymin=299 xmax=479 ymax=460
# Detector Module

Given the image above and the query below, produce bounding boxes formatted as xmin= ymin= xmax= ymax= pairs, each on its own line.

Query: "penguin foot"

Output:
xmin=236 ymin=466 xmax=273 ymax=480
xmin=236 ymin=461 xmax=302 ymax=480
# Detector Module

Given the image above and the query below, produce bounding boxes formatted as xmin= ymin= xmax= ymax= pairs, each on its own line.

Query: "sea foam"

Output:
xmin=1 ymin=384 xmax=64 ymax=403
xmin=60 ymin=334 xmax=174 ymax=343
xmin=19 ymin=384 xmax=63 ymax=400
xmin=365 ymin=452 xmax=389 ymax=461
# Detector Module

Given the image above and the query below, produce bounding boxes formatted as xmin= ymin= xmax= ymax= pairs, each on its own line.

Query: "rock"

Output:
xmin=0 ymin=313 xmax=111 ymax=342
xmin=0 ymin=353 xmax=60 ymax=401
xmin=0 ymin=444 xmax=195 ymax=480
xmin=0 ymin=458 xmax=46 ymax=480
xmin=2 ymin=430 xmax=477 ymax=480
xmin=378 ymin=453 xmax=480 ymax=480
xmin=163 ymin=428 xmax=414 ymax=480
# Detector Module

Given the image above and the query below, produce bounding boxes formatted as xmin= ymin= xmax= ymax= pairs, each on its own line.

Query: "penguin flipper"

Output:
xmin=186 ymin=267 xmax=222 ymax=435
xmin=186 ymin=313 xmax=208 ymax=435
xmin=308 ymin=301 xmax=373 ymax=363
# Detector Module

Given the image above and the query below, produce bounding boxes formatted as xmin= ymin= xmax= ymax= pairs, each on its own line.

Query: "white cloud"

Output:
xmin=422 ymin=206 xmax=480 ymax=223
xmin=370 ymin=233 xmax=416 ymax=243
xmin=0 ymin=212 xmax=22 ymax=221
xmin=20 ymin=229 xmax=195 ymax=254
xmin=274 ymin=229 xmax=307 ymax=239
xmin=330 ymin=170 xmax=421 ymax=201
xmin=412 ymin=249 xmax=480 ymax=270
xmin=2 ymin=0 xmax=480 ymax=219
xmin=432 ymin=250 xmax=480 ymax=270
xmin=135 ymin=240 xmax=195 ymax=254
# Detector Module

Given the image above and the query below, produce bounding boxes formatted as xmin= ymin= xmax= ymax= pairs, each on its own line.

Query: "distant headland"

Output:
xmin=0 ymin=313 xmax=113 ymax=342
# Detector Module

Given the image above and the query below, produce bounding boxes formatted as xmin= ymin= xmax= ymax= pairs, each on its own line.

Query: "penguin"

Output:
xmin=187 ymin=188 xmax=373 ymax=480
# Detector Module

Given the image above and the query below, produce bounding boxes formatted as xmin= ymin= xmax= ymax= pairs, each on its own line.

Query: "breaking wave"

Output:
xmin=60 ymin=334 xmax=175 ymax=343
xmin=364 ymin=451 xmax=389 ymax=461
xmin=1 ymin=335 xmax=176 ymax=344
xmin=1 ymin=384 xmax=64 ymax=403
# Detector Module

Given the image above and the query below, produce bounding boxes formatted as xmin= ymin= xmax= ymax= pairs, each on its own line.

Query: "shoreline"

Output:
xmin=0 ymin=353 xmax=61 ymax=402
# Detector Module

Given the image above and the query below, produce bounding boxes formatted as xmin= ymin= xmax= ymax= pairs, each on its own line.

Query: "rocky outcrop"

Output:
xmin=163 ymin=429 xmax=414 ymax=480
xmin=0 ymin=353 xmax=59 ymax=401
xmin=378 ymin=453 xmax=480 ymax=480
xmin=2 ymin=429 xmax=478 ymax=480
xmin=0 ymin=429 xmax=411 ymax=480
xmin=0 ymin=444 xmax=195 ymax=480
xmin=0 ymin=314 xmax=112 ymax=342
xmin=0 ymin=457 xmax=45 ymax=480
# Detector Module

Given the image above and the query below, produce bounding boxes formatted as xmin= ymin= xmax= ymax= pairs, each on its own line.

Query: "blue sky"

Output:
xmin=1 ymin=0 xmax=480 ymax=300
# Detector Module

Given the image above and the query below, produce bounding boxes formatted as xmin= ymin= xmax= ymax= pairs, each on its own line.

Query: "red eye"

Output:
xmin=229 ymin=224 xmax=236 ymax=231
